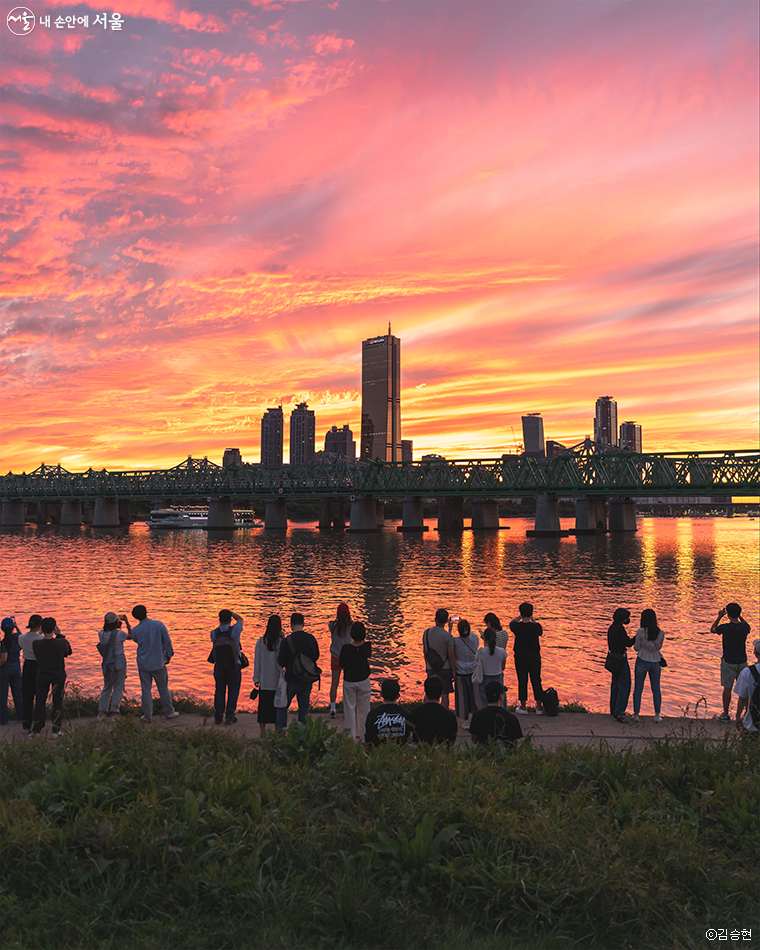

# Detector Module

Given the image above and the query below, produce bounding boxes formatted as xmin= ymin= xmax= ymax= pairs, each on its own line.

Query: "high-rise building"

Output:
xmin=290 ymin=402 xmax=316 ymax=465
xmin=222 ymin=448 xmax=242 ymax=468
xmin=619 ymin=421 xmax=642 ymax=453
xmin=401 ymin=439 xmax=413 ymax=463
xmin=545 ymin=440 xmax=567 ymax=458
xmin=361 ymin=327 xmax=401 ymax=461
xmin=260 ymin=406 xmax=283 ymax=467
xmin=594 ymin=396 xmax=618 ymax=447
xmin=521 ymin=413 xmax=545 ymax=458
xmin=324 ymin=424 xmax=356 ymax=459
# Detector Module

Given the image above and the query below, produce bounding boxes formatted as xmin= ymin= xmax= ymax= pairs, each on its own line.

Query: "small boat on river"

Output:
xmin=147 ymin=508 xmax=264 ymax=529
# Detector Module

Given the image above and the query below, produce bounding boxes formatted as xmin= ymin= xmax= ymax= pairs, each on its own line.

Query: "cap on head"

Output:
xmin=1 ymin=618 xmax=14 ymax=632
xmin=28 ymin=614 xmax=43 ymax=629
xmin=424 ymin=676 xmax=444 ymax=701
xmin=337 ymin=602 xmax=350 ymax=615
xmin=613 ymin=607 xmax=631 ymax=624
xmin=41 ymin=617 xmax=56 ymax=634
xmin=485 ymin=681 xmax=507 ymax=703
xmin=218 ymin=609 xmax=232 ymax=625
xmin=104 ymin=611 xmax=118 ymax=625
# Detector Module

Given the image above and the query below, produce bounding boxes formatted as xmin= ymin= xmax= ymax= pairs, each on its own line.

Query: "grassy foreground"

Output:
xmin=1 ymin=720 xmax=757 ymax=950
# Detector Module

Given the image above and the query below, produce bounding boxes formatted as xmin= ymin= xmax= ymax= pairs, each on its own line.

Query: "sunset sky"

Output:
xmin=1 ymin=0 xmax=758 ymax=472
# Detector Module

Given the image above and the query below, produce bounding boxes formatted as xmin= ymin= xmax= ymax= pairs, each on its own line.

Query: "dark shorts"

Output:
xmin=257 ymin=689 xmax=277 ymax=724
xmin=428 ymin=668 xmax=454 ymax=694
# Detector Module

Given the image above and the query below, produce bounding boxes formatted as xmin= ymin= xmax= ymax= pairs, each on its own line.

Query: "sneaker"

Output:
xmin=615 ymin=714 xmax=627 ymax=723
xmin=329 ymin=709 xmax=336 ymax=719
xmin=516 ymin=707 xmax=528 ymax=715
xmin=225 ymin=716 xmax=237 ymax=725
xmin=654 ymin=714 xmax=661 ymax=723
xmin=96 ymin=713 xmax=107 ymax=722
xmin=165 ymin=711 xmax=180 ymax=720
xmin=535 ymin=708 xmax=544 ymax=716
xmin=632 ymin=713 xmax=639 ymax=722
xmin=214 ymin=718 xmax=223 ymax=725
xmin=51 ymin=732 xmax=62 ymax=739
xmin=718 ymin=712 xmax=731 ymax=723
xmin=462 ymin=721 xmax=470 ymax=730
xmin=140 ymin=715 xmax=152 ymax=724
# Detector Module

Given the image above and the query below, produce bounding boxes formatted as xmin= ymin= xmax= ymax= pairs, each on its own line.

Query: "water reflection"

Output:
xmin=2 ymin=518 xmax=757 ymax=717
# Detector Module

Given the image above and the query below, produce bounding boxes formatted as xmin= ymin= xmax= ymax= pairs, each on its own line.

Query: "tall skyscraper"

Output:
xmin=619 ymin=421 xmax=642 ymax=453
xmin=594 ymin=396 xmax=618 ymax=447
xmin=260 ymin=406 xmax=283 ymax=467
xmin=361 ymin=326 xmax=401 ymax=461
xmin=521 ymin=413 xmax=545 ymax=458
xmin=290 ymin=402 xmax=316 ymax=465
xmin=324 ymin=424 xmax=356 ymax=459
xmin=401 ymin=439 xmax=413 ymax=463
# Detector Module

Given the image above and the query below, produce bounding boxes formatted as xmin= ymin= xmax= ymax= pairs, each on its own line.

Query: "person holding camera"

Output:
xmin=97 ymin=611 xmax=131 ymax=721
xmin=129 ymin=604 xmax=178 ymax=723
xmin=710 ymin=603 xmax=751 ymax=722
xmin=31 ymin=617 xmax=72 ymax=737
xmin=1 ymin=617 xmax=23 ymax=726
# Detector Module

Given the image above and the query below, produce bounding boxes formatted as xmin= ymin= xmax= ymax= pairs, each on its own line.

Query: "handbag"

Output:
xmin=239 ymin=651 xmax=250 ymax=670
xmin=273 ymin=672 xmax=288 ymax=708
xmin=471 ymin=651 xmax=484 ymax=685
xmin=423 ymin=629 xmax=445 ymax=672
xmin=604 ymin=652 xmax=625 ymax=674
xmin=659 ymin=656 xmax=668 ymax=668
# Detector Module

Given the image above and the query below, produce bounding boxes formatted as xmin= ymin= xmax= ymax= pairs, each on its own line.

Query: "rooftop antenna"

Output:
xmin=388 ymin=321 xmax=391 ymax=336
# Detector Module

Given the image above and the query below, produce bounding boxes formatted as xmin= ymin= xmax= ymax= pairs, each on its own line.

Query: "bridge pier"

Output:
xmin=1 ymin=499 xmax=25 ymax=527
xmin=93 ymin=497 xmax=121 ymax=528
xmin=36 ymin=502 xmax=62 ymax=525
xmin=208 ymin=496 xmax=235 ymax=529
xmin=529 ymin=494 xmax=562 ymax=537
xmin=319 ymin=498 xmax=345 ymax=530
xmin=471 ymin=499 xmax=500 ymax=529
xmin=60 ymin=499 xmax=82 ymax=526
xmin=118 ymin=500 xmax=131 ymax=525
xmin=574 ymin=496 xmax=607 ymax=535
xmin=264 ymin=498 xmax=288 ymax=530
xmin=398 ymin=497 xmax=427 ymax=532
xmin=437 ymin=496 xmax=464 ymax=532
xmin=82 ymin=500 xmax=95 ymax=525
xmin=375 ymin=501 xmax=385 ymax=527
xmin=348 ymin=496 xmax=378 ymax=532
xmin=608 ymin=497 xmax=637 ymax=532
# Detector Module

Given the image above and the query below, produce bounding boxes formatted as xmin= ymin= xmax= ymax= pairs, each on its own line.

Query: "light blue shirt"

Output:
xmin=131 ymin=617 xmax=173 ymax=671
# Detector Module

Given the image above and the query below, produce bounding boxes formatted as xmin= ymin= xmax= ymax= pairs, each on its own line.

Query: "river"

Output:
xmin=3 ymin=517 xmax=758 ymax=718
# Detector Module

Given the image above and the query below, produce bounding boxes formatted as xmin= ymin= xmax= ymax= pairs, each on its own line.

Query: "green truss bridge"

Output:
xmin=2 ymin=447 xmax=758 ymax=534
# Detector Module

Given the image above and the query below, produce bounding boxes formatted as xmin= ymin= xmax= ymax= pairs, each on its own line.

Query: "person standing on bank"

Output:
xmin=130 ymin=605 xmax=179 ymax=723
xmin=17 ymin=615 xmax=43 ymax=732
xmin=453 ymin=619 xmax=479 ymax=728
xmin=422 ymin=609 xmax=457 ymax=709
xmin=339 ymin=621 xmax=372 ymax=741
xmin=276 ymin=613 xmax=320 ymax=731
xmin=0 ymin=618 xmax=23 ymax=726
xmin=210 ymin=609 xmax=244 ymax=725
xmin=254 ymin=614 xmax=283 ymax=738
xmin=97 ymin=611 xmax=131 ymax=721
xmin=483 ymin=612 xmax=508 ymax=651
xmin=328 ymin=602 xmax=353 ymax=719
xmin=607 ymin=607 xmax=635 ymax=722
xmin=31 ymin=617 xmax=71 ymax=737
xmin=475 ymin=627 xmax=507 ymax=711
xmin=509 ymin=602 xmax=544 ymax=715
xmin=632 ymin=608 xmax=666 ymax=723
xmin=710 ymin=603 xmax=751 ymax=722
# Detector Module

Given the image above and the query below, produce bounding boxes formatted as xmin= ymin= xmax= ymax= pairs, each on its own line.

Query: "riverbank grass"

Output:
xmin=1 ymin=720 xmax=757 ymax=950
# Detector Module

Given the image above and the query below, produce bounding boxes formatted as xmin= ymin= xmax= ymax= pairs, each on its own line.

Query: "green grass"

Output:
xmin=7 ymin=683 xmax=214 ymax=720
xmin=1 ymin=719 xmax=757 ymax=950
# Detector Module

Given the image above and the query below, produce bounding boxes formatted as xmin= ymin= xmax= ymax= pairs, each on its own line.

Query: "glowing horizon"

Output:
xmin=1 ymin=0 xmax=758 ymax=472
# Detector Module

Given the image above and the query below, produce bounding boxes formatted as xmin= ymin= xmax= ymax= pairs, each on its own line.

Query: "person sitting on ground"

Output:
xmin=469 ymin=681 xmax=523 ymax=746
xmin=710 ymin=602 xmax=751 ymax=722
xmin=407 ymin=676 xmax=458 ymax=746
xmin=733 ymin=638 xmax=760 ymax=733
xmin=365 ymin=678 xmax=410 ymax=746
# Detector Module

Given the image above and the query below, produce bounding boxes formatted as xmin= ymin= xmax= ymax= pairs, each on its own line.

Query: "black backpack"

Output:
xmin=209 ymin=628 xmax=239 ymax=673
xmin=749 ymin=666 xmax=760 ymax=729
xmin=542 ymin=687 xmax=560 ymax=717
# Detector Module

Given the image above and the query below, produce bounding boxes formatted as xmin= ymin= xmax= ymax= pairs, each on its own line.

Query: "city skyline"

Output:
xmin=2 ymin=0 xmax=758 ymax=472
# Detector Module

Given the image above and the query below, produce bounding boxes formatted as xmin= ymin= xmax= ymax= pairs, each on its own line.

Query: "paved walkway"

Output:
xmin=1 ymin=709 xmax=738 ymax=751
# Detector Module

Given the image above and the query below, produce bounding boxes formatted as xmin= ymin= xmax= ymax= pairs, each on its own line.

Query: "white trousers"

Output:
xmin=343 ymin=677 xmax=371 ymax=741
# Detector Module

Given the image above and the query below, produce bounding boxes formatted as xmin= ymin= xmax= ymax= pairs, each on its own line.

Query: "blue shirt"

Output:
xmin=131 ymin=617 xmax=173 ymax=671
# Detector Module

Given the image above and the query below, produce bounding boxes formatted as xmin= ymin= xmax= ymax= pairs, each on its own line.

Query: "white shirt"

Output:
xmin=634 ymin=627 xmax=665 ymax=664
xmin=733 ymin=663 xmax=759 ymax=732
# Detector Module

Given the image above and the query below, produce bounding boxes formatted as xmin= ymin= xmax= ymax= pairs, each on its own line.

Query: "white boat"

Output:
xmin=147 ymin=509 xmax=208 ymax=528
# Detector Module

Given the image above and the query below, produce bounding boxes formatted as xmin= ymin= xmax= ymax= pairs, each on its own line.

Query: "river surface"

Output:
xmin=3 ymin=517 xmax=758 ymax=718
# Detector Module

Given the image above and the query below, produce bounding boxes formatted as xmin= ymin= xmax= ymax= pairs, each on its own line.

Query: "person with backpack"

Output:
xmin=97 ymin=611 xmax=131 ymax=721
xmin=210 ymin=609 xmax=244 ymax=725
xmin=276 ymin=613 xmax=320 ymax=731
xmin=733 ymin=638 xmax=760 ymax=733
xmin=421 ymin=609 xmax=456 ymax=708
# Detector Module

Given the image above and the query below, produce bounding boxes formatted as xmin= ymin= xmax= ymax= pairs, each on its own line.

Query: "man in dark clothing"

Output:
xmin=365 ymin=678 xmax=410 ymax=746
xmin=607 ymin=607 xmax=636 ymax=721
xmin=31 ymin=617 xmax=72 ymax=737
xmin=408 ymin=677 xmax=458 ymax=745
xmin=0 ymin=617 xmax=23 ymax=726
xmin=469 ymin=681 xmax=522 ymax=746
xmin=210 ymin=608 xmax=244 ymax=725
xmin=509 ymin=602 xmax=544 ymax=715
xmin=710 ymin=602 xmax=751 ymax=722
xmin=276 ymin=613 xmax=320 ymax=730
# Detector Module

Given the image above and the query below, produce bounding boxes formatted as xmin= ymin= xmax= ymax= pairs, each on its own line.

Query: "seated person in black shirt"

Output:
xmin=469 ymin=681 xmax=523 ymax=746
xmin=407 ymin=677 xmax=458 ymax=745
xmin=365 ymin=678 xmax=410 ymax=746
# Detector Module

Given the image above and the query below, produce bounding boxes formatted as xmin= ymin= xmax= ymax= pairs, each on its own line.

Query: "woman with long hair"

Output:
xmin=453 ymin=618 xmax=479 ymax=728
xmin=483 ymin=612 xmax=508 ymax=651
xmin=328 ymin=602 xmax=353 ymax=718
xmin=254 ymin=614 xmax=283 ymax=738
xmin=632 ymin=608 xmax=666 ymax=723
xmin=476 ymin=627 xmax=507 ymax=710
xmin=97 ymin=611 xmax=131 ymax=721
